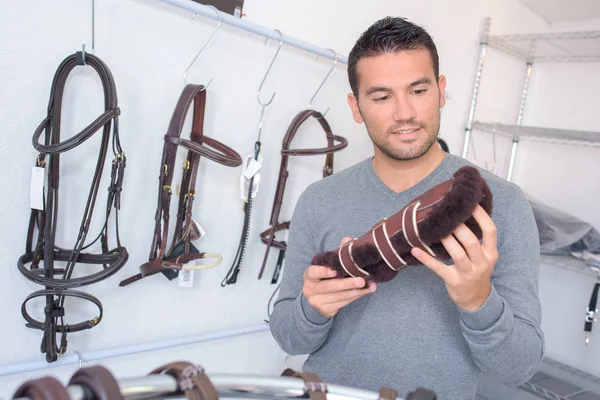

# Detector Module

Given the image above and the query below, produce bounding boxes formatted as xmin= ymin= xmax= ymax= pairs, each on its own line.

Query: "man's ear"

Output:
xmin=347 ymin=93 xmax=364 ymax=123
xmin=438 ymin=75 xmax=447 ymax=108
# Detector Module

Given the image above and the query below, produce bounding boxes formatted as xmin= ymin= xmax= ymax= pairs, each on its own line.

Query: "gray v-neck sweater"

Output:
xmin=269 ymin=154 xmax=544 ymax=400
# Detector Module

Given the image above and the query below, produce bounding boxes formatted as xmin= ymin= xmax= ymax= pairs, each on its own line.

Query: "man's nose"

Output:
xmin=392 ymin=94 xmax=417 ymax=123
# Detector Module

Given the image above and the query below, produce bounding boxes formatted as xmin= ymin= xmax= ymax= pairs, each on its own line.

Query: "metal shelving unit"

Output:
xmin=466 ymin=18 xmax=600 ymax=400
xmin=461 ymin=18 xmax=600 ymax=181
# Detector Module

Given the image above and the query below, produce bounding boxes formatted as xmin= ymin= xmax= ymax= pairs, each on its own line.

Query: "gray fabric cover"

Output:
xmin=527 ymin=194 xmax=600 ymax=255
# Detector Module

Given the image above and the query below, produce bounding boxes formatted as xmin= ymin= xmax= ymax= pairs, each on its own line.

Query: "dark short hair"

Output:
xmin=347 ymin=17 xmax=440 ymax=97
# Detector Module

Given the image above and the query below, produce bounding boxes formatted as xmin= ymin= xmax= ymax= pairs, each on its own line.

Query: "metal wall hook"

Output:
xmin=91 ymin=0 xmax=95 ymax=54
xmin=256 ymin=29 xmax=284 ymax=107
xmin=184 ymin=5 xmax=222 ymax=84
xmin=73 ymin=351 xmax=83 ymax=369
xmin=308 ymin=48 xmax=339 ymax=117
xmin=79 ymin=0 xmax=95 ymax=63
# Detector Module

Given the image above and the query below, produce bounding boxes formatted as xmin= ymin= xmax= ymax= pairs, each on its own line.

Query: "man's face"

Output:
xmin=348 ymin=48 xmax=447 ymax=161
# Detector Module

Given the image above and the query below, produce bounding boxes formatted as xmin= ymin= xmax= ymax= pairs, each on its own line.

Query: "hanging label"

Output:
xmin=240 ymin=172 xmax=260 ymax=200
xmin=30 ymin=167 xmax=45 ymax=210
xmin=239 ymin=155 xmax=262 ymax=201
xmin=243 ymin=154 xmax=262 ymax=179
xmin=177 ymin=268 xmax=194 ymax=288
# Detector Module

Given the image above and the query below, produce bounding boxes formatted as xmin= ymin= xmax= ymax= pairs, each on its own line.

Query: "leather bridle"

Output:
xmin=17 ymin=51 xmax=127 ymax=363
xmin=119 ymin=84 xmax=242 ymax=286
xmin=258 ymin=109 xmax=348 ymax=282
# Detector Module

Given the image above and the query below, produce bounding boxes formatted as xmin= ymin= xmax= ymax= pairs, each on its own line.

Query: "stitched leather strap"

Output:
xmin=12 ymin=376 xmax=70 ymax=400
xmin=163 ymin=135 xmax=241 ymax=168
xmin=17 ymin=248 xmax=128 ymax=289
xmin=338 ymin=241 xmax=369 ymax=278
xmin=149 ymin=361 xmax=218 ymax=400
xmin=69 ymin=366 xmax=123 ymax=400
xmin=21 ymin=289 xmax=102 ymax=332
xmin=258 ymin=110 xmax=348 ymax=280
xmin=372 ymin=221 xmax=407 ymax=271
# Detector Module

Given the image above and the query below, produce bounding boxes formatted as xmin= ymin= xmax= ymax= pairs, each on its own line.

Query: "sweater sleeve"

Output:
xmin=458 ymin=184 xmax=545 ymax=386
xmin=268 ymin=185 xmax=334 ymax=355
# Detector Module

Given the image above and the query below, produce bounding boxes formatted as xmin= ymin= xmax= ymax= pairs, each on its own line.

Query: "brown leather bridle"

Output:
xmin=17 ymin=51 xmax=127 ymax=363
xmin=119 ymin=84 xmax=242 ymax=286
xmin=258 ymin=109 xmax=348 ymax=282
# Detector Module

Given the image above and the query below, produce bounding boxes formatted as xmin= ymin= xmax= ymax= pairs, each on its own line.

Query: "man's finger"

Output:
xmin=318 ymin=283 xmax=376 ymax=305
xmin=451 ymin=223 xmax=487 ymax=266
xmin=305 ymin=265 xmax=337 ymax=281
xmin=472 ymin=204 xmax=498 ymax=258
xmin=309 ymin=276 xmax=366 ymax=295
xmin=411 ymin=246 xmax=455 ymax=282
xmin=439 ymin=234 xmax=472 ymax=272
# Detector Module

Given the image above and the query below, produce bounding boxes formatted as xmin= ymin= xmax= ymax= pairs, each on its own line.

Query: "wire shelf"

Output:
xmin=471 ymin=121 xmax=600 ymax=147
xmin=545 ymin=358 xmax=600 ymax=387
xmin=487 ymin=30 xmax=600 ymax=63
xmin=519 ymin=357 xmax=600 ymax=400
xmin=540 ymin=254 xmax=600 ymax=278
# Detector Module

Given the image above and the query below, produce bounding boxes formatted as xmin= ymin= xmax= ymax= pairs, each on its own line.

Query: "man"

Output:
xmin=269 ymin=16 xmax=544 ymax=400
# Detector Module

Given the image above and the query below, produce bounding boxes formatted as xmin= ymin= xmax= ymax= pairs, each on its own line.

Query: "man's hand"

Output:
xmin=411 ymin=204 xmax=498 ymax=312
xmin=303 ymin=237 xmax=377 ymax=318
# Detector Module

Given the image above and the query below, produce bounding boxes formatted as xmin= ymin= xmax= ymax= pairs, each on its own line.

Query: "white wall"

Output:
xmin=1 ymin=0 xmax=598 ymax=396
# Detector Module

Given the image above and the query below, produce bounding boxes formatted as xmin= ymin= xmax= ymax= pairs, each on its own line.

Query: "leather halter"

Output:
xmin=119 ymin=84 xmax=242 ymax=286
xmin=258 ymin=109 xmax=348 ymax=281
xmin=17 ymin=51 xmax=127 ymax=363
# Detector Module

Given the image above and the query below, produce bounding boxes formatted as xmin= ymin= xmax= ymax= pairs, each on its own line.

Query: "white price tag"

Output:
xmin=239 ymin=155 xmax=262 ymax=200
xmin=243 ymin=156 xmax=262 ymax=179
xmin=30 ymin=167 xmax=45 ymax=210
xmin=240 ymin=172 xmax=260 ymax=200
xmin=177 ymin=269 xmax=194 ymax=288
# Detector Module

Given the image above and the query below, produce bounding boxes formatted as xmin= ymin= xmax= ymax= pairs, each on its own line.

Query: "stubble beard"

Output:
xmin=362 ymin=110 xmax=441 ymax=161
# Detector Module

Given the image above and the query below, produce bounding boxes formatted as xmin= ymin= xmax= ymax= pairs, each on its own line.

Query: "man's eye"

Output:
xmin=374 ymin=96 xmax=390 ymax=102
xmin=412 ymin=89 xmax=427 ymax=95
